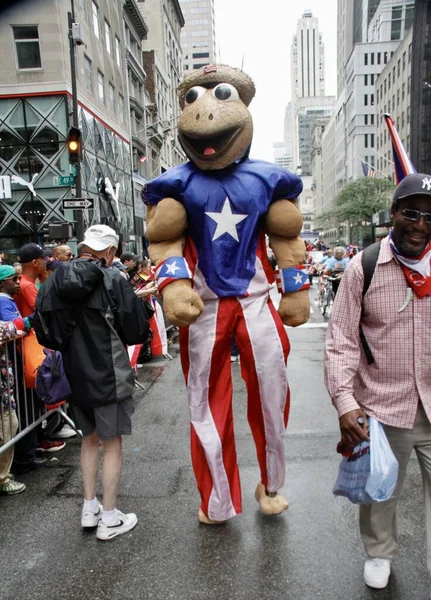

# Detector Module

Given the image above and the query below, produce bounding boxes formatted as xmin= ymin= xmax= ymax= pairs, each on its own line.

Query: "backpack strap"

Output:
xmin=360 ymin=242 xmax=381 ymax=365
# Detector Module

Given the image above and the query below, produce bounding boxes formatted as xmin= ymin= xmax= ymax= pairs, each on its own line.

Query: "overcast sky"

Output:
xmin=215 ymin=0 xmax=338 ymax=161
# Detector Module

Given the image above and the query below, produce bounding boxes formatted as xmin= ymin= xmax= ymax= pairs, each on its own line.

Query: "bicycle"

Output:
xmin=319 ymin=274 xmax=342 ymax=317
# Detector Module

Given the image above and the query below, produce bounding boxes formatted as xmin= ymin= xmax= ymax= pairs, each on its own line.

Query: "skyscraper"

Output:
xmin=179 ymin=0 xmax=217 ymax=73
xmin=291 ymin=10 xmax=325 ymax=100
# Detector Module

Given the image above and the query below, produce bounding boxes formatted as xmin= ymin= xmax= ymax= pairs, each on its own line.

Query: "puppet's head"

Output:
xmin=177 ymin=64 xmax=256 ymax=171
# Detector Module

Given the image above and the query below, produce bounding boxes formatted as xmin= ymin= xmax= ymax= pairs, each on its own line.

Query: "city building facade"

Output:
xmin=179 ymin=0 xmax=216 ymax=72
xmin=0 ymin=0 xmax=137 ymax=259
xmin=141 ymin=0 xmax=185 ymax=177
xmin=367 ymin=0 xmax=414 ymax=43
xmin=291 ymin=10 xmax=325 ymax=100
xmin=374 ymin=27 xmax=412 ymax=178
xmin=344 ymin=40 xmax=399 ymax=182
xmin=272 ymin=142 xmax=293 ymax=170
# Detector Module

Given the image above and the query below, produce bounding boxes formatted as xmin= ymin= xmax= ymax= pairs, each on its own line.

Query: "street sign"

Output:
xmin=62 ymin=198 xmax=94 ymax=210
xmin=53 ymin=175 xmax=75 ymax=186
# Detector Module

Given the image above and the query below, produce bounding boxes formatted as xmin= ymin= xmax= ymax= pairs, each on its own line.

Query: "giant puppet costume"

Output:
xmin=143 ymin=65 xmax=310 ymax=524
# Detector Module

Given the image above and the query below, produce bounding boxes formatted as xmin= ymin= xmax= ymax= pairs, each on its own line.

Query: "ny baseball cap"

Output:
xmin=393 ymin=173 xmax=431 ymax=204
xmin=18 ymin=243 xmax=51 ymax=263
xmin=77 ymin=224 xmax=119 ymax=251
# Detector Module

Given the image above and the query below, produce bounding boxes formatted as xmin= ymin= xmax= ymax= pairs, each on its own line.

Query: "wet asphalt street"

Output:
xmin=0 ymin=285 xmax=429 ymax=600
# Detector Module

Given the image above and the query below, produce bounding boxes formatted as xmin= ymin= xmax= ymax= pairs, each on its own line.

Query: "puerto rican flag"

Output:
xmin=384 ymin=113 xmax=417 ymax=184
xmin=156 ymin=258 xmax=193 ymax=292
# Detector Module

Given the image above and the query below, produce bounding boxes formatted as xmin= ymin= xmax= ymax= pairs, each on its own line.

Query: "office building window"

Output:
xmin=365 ymin=114 xmax=368 ymax=125
xmin=97 ymin=71 xmax=104 ymax=103
xmin=405 ymin=5 xmax=414 ymax=31
xmin=364 ymin=94 xmax=368 ymax=106
xmin=364 ymin=74 xmax=368 ymax=86
xmin=370 ymin=114 xmax=375 ymax=125
xmin=408 ymin=43 xmax=412 ymax=63
xmin=365 ymin=134 xmax=368 ymax=148
xmin=84 ymin=55 xmax=93 ymax=92
xmin=371 ymin=93 xmax=374 ymax=105
xmin=192 ymin=52 xmax=210 ymax=59
xmin=119 ymin=94 xmax=125 ymax=123
xmin=109 ymin=83 xmax=115 ymax=112
xmin=391 ymin=6 xmax=402 ymax=40
xmin=371 ymin=74 xmax=375 ymax=85
xmin=384 ymin=51 xmax=388 ymax=64
xmin=92 ymin=2 xmax=100 ymax=38
xmin=13 ymin=26 xmax=41 ymax=69
xmin=371 ymin=53 xmax=375 ymax=65
xmin=402 ymin=82 xmax=406 ymax=100
xmin=408 ymin=76 xmax=411 ymax=93
xmin=370 ymin=134 xmax=375 ymax=148
xmin=105 ymin=21 xmax=111 ymax=54
xmin=364 ymin=53 xmax=368 ymax=65
xmin=377 ymin=52 xmax=381 ymax=65
xmin=397 ymin=59 xmax=401 ymax=77
xmin=115 ymin=36 xmax=121 ymax=67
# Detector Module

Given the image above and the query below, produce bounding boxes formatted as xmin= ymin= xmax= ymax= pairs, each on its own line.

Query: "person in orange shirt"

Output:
xmin=12 ymin=244 xmax=65 ymax=472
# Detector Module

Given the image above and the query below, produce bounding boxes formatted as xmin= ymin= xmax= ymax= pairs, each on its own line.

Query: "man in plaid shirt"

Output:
xmin=325 ymin=173 xmax=431 ymax=590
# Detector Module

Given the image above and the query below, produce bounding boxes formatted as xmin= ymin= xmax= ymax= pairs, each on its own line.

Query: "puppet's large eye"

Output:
xmin=185 ymin=86 xmax=206 ymax=105
xmin=212 ymin=83 xmax=239 ymax=101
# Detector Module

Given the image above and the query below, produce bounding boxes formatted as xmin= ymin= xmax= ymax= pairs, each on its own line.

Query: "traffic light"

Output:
xmin=67 ymin=126 xmax=81 ymax=165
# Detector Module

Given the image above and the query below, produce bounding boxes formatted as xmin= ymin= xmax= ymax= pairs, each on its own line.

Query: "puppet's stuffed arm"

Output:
xmin=146 ymin=198 xmax=204 ymax=327
xmin=266 ymin=199 xmax=310 ymax=327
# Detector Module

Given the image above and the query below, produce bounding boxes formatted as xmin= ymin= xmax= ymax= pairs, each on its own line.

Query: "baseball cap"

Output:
xmin=120 ymin=252 xmax=138 ymax=263
xmin=77 ymin=224 xmax=119 ymax=251
xmin=0 ymin=265 xmax=16 ymax=281
xmin=393 ymin=173 xmax=431 ymax=204
xmin=18 ymin=243 xmax=51 ymax=263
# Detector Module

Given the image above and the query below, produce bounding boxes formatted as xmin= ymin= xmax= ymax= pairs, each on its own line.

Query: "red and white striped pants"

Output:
xmin=179 ymin=292 xmax=290 ymax=521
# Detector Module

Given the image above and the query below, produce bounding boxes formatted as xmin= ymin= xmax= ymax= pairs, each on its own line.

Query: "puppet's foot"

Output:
xmin=198 ymin=508 xmax=225 ymax=525
xmin=255 ymin=483 xmax=288 ymax=515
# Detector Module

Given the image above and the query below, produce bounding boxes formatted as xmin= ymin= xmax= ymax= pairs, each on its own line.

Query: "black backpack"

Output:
xmin=360 ymin=241 xmax=381 ymax=365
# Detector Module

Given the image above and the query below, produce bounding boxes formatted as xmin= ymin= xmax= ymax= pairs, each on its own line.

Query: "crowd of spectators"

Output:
xmin=0 ymin=241 xmax=160 ymax=498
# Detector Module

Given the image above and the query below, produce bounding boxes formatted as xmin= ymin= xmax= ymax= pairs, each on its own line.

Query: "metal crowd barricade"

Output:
xmin=0 ymin=338 xmax=82 ymax=457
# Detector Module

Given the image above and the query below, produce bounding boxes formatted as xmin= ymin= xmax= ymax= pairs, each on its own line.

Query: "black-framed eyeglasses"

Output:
xmin=65 ymin=252 xmax=75 ymax=258
xmin=401 ymin=208 xmax=431 ymax=224
xmin=4 ymin=275 xmax=21 ymax=283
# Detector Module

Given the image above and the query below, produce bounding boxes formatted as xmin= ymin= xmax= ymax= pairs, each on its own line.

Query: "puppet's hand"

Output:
xmin=161 ymin=280 xmax=204 ymax=327
xmin=278 ymin=290 xmax=310 ymax=327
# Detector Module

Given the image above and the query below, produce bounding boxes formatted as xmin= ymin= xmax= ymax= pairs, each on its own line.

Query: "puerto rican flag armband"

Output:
xmin=274 ymin=266 xmax=310 ymax=294
xmin=156 ymin=257 xmax=193 ymax=293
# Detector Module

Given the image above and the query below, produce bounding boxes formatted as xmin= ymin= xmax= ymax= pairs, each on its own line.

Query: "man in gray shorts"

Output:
xmin=35 ymin=225 xmax=150 ymax=540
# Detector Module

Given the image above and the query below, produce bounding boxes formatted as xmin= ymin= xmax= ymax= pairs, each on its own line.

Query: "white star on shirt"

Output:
xmin=205 ymin=197 xmax=248 ymax=242
xmin=165 ymin=261 xmax=180 ymax=275
xmin=293 ymin=273 xmax=303 ymax=285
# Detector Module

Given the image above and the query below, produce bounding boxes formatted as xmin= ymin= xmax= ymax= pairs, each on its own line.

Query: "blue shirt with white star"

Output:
xmin=143 ymin=159 xmax=303 ymax=296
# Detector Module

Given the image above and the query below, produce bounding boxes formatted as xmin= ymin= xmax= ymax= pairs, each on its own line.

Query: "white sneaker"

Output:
xmin=50 ymin=424 xmax=77 ymax=439
xmin=96 ymin=511 xmax=138 ymax=541
xmin=364 ymin=558 xmax=391 ymax=589
xmin=81 ymin=503 xmax=103 ymax=528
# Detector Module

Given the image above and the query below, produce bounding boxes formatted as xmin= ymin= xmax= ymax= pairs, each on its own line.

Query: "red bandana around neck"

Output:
xmin=389 ymin=233 xmax=431 ymax=298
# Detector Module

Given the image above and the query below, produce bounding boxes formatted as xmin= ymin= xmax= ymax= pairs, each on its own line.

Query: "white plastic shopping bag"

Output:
xmin=365 ymin=416 xmax=399 ymax=502
xmin=333 ymin=440 xmax=371 ymax=504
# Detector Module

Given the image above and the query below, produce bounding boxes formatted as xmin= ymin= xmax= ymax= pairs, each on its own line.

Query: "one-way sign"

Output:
xmin=62 ymin=198 xmax=94 ymax=210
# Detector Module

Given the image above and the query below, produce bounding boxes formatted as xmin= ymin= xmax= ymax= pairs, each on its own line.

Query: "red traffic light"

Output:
xmin=67 ymin=126 xmax=81 ymax=164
